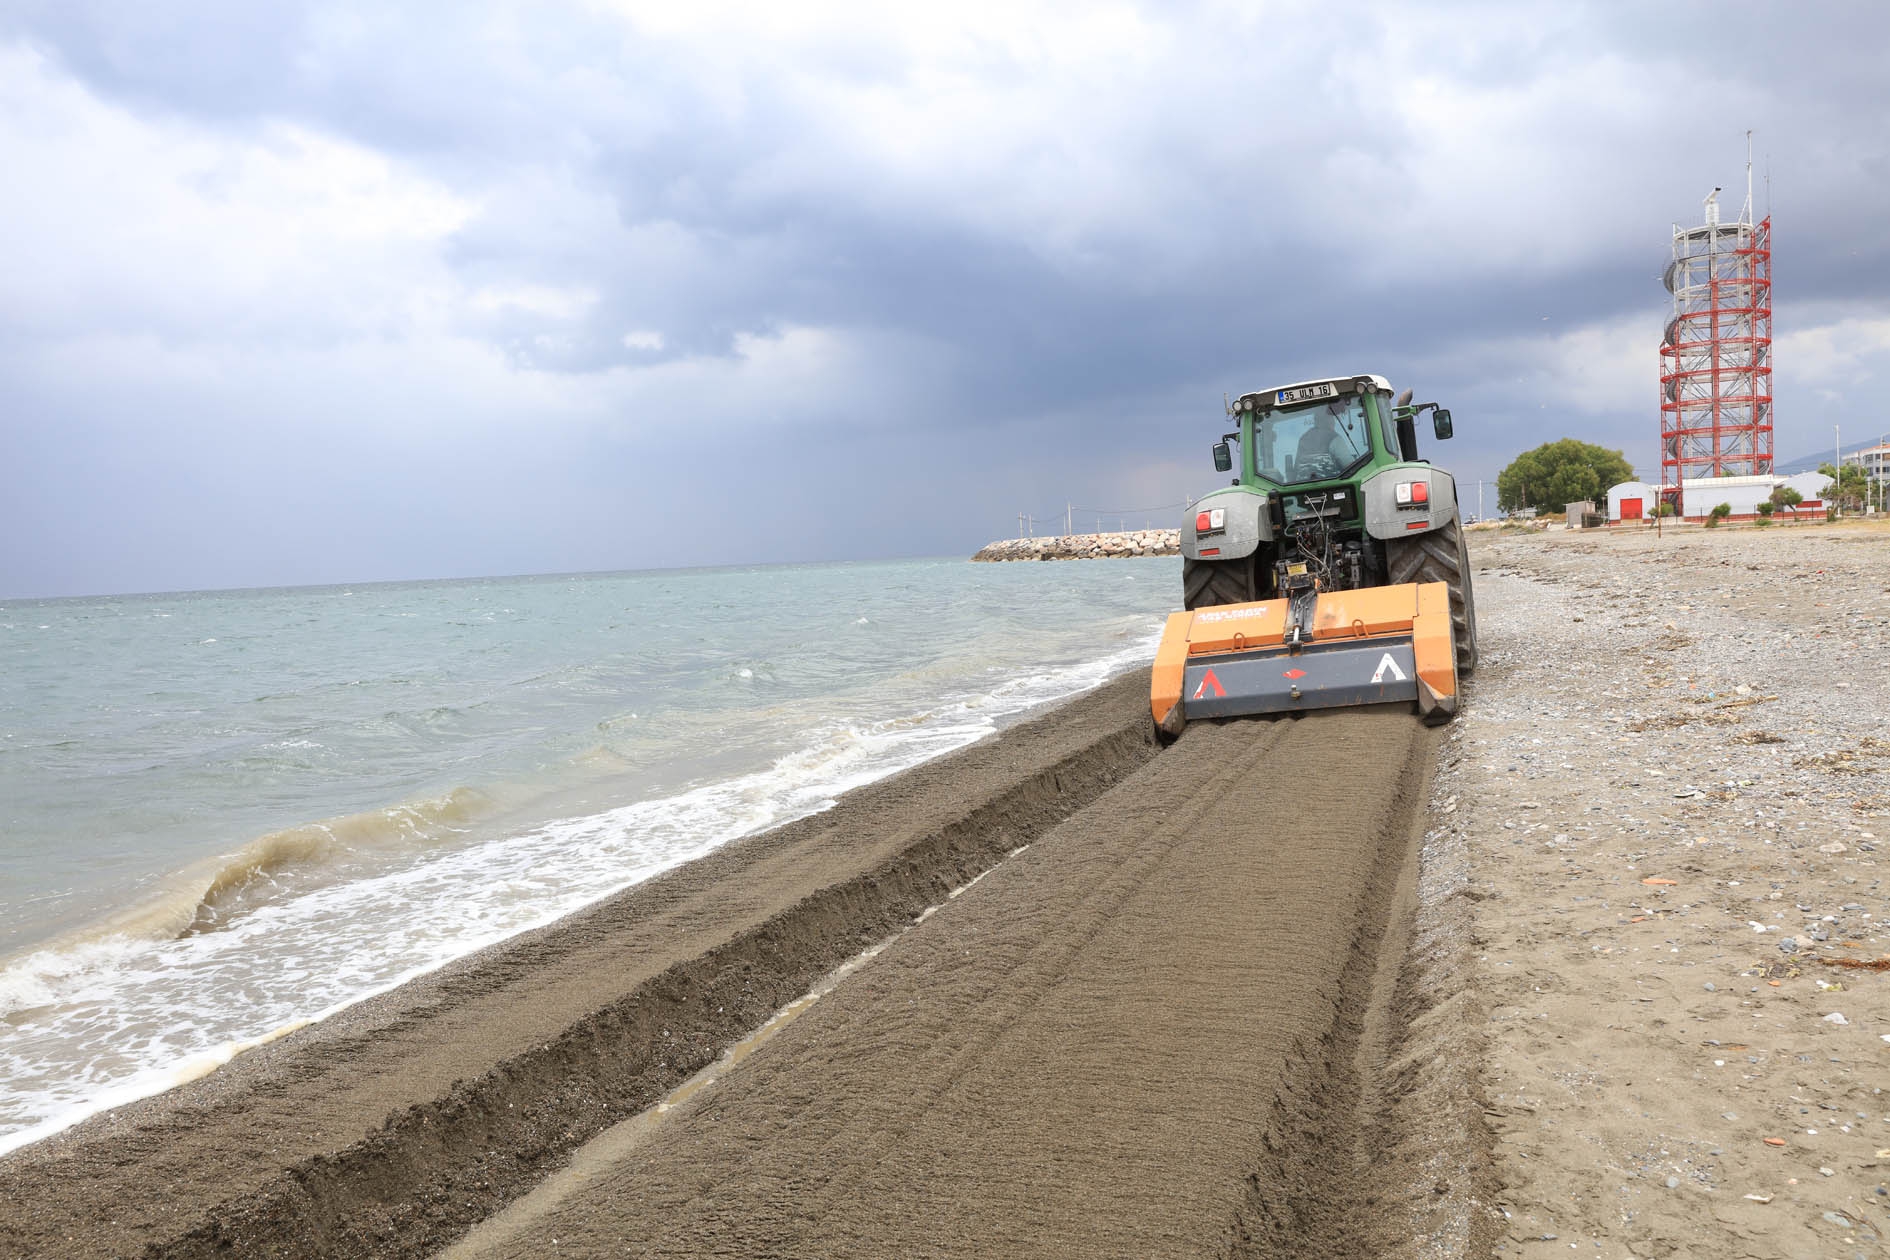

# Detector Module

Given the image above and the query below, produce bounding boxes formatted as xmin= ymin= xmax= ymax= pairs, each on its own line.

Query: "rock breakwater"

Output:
xmin=971 ymin=529 xmax=1180 ymax=562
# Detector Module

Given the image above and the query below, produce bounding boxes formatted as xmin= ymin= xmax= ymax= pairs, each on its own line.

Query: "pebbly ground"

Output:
xmin=1446 ymin=522 xmax=1890 ymax=1259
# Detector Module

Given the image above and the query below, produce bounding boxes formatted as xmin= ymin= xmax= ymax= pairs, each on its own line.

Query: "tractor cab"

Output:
xmin=1212 ymin=375 xmax=1454 ymax=491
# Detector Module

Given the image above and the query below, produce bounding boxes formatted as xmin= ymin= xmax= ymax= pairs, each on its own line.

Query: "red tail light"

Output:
xmin=1196 ymin=511 xmax=1212 ymax=532
xmin=1411 ymin=482 xmax=1430 ymax=504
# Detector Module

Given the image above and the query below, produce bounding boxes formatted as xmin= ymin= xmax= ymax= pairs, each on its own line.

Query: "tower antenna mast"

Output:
xmin=1744 ymin=130 xmax=1754 ymax=224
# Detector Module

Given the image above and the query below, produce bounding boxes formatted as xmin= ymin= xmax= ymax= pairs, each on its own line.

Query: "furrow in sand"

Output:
xmin=0 ymin=675 xmax=1160 ymax=1260
xmin=444 ymin=708 xmax=1444 ymax=1259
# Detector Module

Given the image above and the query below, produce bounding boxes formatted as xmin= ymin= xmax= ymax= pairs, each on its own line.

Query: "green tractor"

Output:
xmin=1149 ymin=374 xmax=1476 ymax=731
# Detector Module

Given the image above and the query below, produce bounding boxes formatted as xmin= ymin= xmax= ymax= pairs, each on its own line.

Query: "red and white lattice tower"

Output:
xmin=1658 ymin=155 xmax=1772 ymax=504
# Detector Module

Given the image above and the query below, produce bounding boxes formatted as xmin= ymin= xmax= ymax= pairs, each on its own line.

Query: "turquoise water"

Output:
xmin=0 ymin=557 xmax=1174 ymax=1151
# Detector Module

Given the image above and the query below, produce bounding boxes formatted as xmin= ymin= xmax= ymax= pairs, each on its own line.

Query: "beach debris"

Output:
xmin=1763 ymin=1137 xmax=1787 ymax=1147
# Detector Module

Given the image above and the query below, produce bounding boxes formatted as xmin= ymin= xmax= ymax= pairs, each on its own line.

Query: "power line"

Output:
xmin=1068 ymin=500 xmax=1190 ymax=515
xmin=1011 ymin=499 xmax=1194 ymax=538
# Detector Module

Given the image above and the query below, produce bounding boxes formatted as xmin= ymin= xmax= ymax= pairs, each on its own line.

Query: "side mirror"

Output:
xmin=1212 ymin=441 xmax=1232 ymax=473
xmin=1432 ymin=408 xmax=1453 ymax=440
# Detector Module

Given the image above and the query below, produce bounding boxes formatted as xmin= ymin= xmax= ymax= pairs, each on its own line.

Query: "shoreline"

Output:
xmin=0 ymin=672 xmax=1165 ymax=1258
xmin=0 ymin=609 xmax=1167 ymax=1155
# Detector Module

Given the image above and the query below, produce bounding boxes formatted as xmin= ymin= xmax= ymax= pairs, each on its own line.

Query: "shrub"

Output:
xmin=1756 ymin=501 xmax=1775 ymax=518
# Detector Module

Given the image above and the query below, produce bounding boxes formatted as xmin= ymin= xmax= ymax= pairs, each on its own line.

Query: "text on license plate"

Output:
xmin=1276 ymin=382 xmax=1337 ymax=405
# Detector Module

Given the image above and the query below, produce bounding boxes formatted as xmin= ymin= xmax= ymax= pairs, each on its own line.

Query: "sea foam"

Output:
xmin=0 ymin=620 xmax=1160 ymax=1154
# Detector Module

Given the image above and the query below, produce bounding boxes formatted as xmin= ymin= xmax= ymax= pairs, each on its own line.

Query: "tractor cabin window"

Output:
xmin=1254 ymin=397 xmax=1374 ymax=487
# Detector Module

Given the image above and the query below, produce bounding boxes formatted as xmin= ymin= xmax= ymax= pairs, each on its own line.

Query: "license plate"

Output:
xmin=1276 ymin=382 xmax=1337 ymax=405
xmin=1287 ymin=562 xmax=1308 ymax=576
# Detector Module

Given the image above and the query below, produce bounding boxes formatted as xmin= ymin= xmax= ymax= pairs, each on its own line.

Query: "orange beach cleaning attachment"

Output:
xmin=1151 ymin=581 xmax=1456 ymax=733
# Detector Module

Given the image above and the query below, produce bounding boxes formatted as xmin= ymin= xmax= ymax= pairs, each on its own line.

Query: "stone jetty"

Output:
xmin=971 ymin=529 xmax=1181 ymax=562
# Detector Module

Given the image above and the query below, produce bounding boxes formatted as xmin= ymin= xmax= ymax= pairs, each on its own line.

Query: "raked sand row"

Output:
xmin=0 ymin=663 xmax=1476 ymax=1258
xmin=2 ymin=675 xmax=1161 ymax=1258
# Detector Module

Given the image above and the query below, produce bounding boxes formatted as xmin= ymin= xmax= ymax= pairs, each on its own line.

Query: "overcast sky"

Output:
xmin=2 ymin=1 xmax=1886 ymax=597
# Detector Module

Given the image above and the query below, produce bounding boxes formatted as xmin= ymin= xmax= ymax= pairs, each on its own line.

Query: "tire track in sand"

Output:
xmin=448 ymin=709 xmax=1440 ymax=1259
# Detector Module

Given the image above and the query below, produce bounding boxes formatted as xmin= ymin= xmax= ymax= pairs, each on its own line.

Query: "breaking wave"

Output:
xmin=6 ymin=788 xmax=499 ymax=958
xmin=0 ymin=626 xmax=1159 ymax=1155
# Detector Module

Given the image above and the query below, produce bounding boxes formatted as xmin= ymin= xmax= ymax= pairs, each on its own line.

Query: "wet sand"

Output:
xmin=0 ymin=676 xmax=1158 ymax=1258
xmin=1 ymin=666 xmax=1466 ymax=1258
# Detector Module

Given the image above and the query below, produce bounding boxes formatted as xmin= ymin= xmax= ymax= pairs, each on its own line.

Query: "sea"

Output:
xmin=0 ymin=556 xmax=1174 ymax=1154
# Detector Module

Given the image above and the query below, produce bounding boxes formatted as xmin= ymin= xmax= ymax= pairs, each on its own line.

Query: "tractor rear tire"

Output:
xmin=1386 ymin=515 xmax=1478 ymax=676
xmin=1182 ymin=554 xmax=1258 ymax=610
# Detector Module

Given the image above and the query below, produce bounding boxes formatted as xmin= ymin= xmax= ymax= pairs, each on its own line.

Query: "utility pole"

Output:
xmin=1835 ymin=424 xmax=1842 ymax=517
xmin=1066 ymin=502 xmax=1072 ymax=537
xmin=1477 ymin=479 xmax=1484 ymax=521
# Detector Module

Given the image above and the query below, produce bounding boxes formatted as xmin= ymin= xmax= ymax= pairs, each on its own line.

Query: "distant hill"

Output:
xmin=1774 ymin=438 xmax=1883 ymax=476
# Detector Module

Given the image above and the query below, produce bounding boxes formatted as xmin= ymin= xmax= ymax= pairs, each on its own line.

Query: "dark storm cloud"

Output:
xmin=2 ymin=1 xmax=1888 ymax=596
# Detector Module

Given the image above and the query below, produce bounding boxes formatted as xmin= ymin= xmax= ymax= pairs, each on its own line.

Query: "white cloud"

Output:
xmin=0 ymin=43 xmax=471 ymax=345
xmin=469 ymin=285 xmax=600 ymax=320
xmin=0 ymin=41 xmax=920 ymax=444
xmin=1418 ymin=310 xmax=1662 ymax=418
xmin=1776 ymin=311 xmax=1890 ymax=384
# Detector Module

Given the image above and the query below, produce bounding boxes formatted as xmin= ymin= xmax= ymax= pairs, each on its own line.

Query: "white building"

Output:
xmin=1846 ymin=443 xmax=1890 ymax=481
xmin=1607 ymin=481 xmax=1660 ymax=521
xmin=1847 ymin=444 xmax=1889 ymax=509
xmin=1605 ymin=472 xmax=1827 ymax=522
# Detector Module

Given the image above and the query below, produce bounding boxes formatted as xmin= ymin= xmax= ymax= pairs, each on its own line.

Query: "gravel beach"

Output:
xmin=1447 ymin=522 xmax=1890 ymax=1258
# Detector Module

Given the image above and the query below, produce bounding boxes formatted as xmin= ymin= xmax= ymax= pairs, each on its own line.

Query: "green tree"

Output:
xmin=1769 ymin=484 xmax=1803 ymax=519
xmin=1495 ymin=439 xmax=1634 ymax=514
xmin=1818 ymin=462 xmax=1868 ymax=513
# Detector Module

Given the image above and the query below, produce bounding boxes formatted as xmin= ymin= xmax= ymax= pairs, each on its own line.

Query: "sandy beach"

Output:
xmin=4 ymin=524 xmax=1888 ymax=1259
